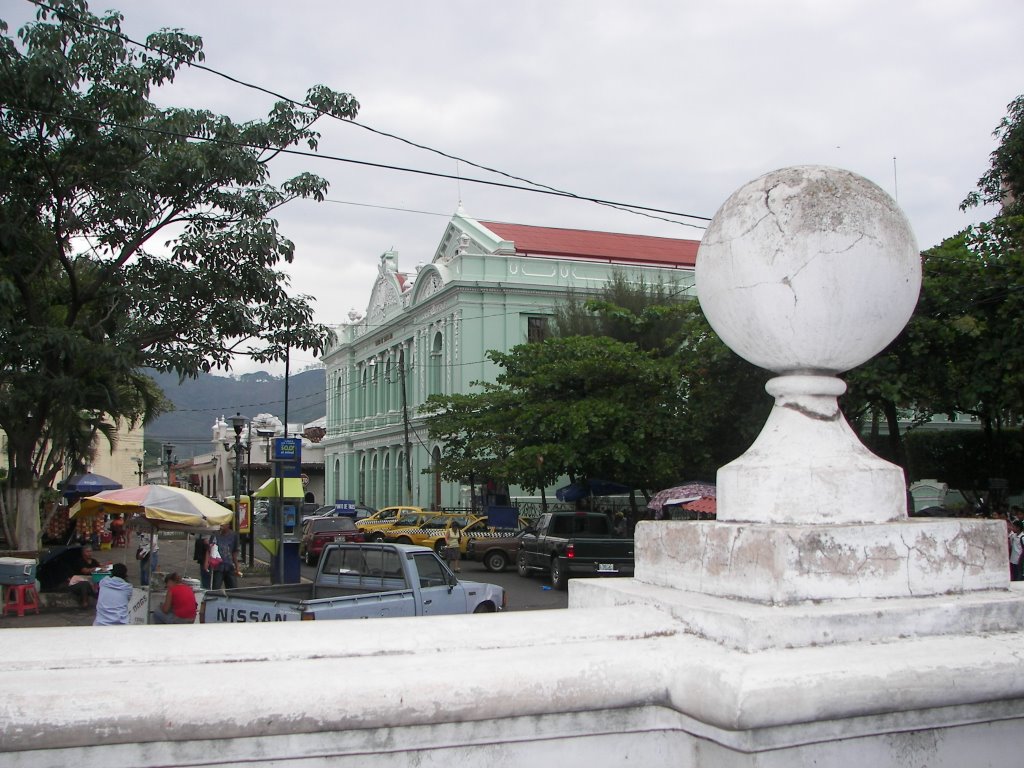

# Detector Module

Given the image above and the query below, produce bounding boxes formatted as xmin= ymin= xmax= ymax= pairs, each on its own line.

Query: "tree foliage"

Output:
xmin=962 ymin=94 xmax=1024 ymax=216
xmin=845 ymin=94 xmax=1024 ymax=491
xmin=424 ymin=336 xmax=688 ymax=501
xmin=424 ymin=272 xmax=773 ymax=504
xmin=554 ymin=272 xmax=690 ymax=357
xmin=0 ymin=1 xmax=359 ymax=547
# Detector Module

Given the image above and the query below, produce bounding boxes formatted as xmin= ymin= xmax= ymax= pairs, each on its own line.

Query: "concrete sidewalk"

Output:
xmin=0 ymin=533 xmax=274 ymax=629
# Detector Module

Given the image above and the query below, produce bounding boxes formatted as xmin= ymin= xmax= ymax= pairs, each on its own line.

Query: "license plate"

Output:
xmin=597 ymin=563 xmax=617 ymax=573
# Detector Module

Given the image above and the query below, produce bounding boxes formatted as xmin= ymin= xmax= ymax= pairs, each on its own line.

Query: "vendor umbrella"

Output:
xmin=69 ymin=486 xmax=231 ymax=623
xmin=555 ymin=479 xmax=631 ymax=503
xmin=69 ymin=485 xmax=232 ymax=529
xmin=60 ymin=472 xmax=122 ymax=497
xmin=646 ymin=482 xmax=717 ymax=513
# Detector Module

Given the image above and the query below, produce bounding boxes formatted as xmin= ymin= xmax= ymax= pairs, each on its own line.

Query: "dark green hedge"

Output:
xmin=861 ymin=428 xmax=1024 ymax=496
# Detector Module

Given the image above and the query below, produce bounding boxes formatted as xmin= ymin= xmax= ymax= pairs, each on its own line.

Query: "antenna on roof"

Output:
xmin=456 ymin=160 xmax=463 ymax=208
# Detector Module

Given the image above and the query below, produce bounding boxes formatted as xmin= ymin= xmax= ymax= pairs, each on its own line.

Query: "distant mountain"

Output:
xmin=144 ymin=368 xmax=326 ymax=460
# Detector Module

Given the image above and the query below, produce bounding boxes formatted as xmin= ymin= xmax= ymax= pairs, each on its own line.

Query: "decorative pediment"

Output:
xmin=432 ymin=209 xmax=509 ymax=264
xmin=410 ymin=265 xmax=446 ymax=304
xmin=366 ymin=250 xmax=408 ymax=325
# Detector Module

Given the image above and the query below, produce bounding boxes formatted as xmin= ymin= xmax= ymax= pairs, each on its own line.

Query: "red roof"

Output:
xmin=480 ymin=221 xmax=698 ymax=268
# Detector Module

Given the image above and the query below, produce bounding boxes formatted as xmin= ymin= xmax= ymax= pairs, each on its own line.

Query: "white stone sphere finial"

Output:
xmin=696 ymin=166 xmax=922 ymax=525
xmin=696 ymin=166 xmax=920 ymax=375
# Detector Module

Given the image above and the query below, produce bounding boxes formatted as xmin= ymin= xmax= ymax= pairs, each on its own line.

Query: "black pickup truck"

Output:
xmin=516 ymin=511 xmax=634 ymax=590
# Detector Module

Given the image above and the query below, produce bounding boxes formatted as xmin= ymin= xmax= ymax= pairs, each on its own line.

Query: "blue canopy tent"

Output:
xmin=60 ymin=473 xmax=123 ymax=497
xmin=555 ymin=479 xmax=631 ymax=503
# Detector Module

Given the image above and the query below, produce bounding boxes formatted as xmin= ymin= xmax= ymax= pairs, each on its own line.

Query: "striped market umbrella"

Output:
xmin=69 ymin=484 xmax=232 ymax=530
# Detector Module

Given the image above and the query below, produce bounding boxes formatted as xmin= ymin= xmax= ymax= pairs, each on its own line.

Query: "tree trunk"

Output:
xmin=12 ymin=485 xmax=43 ymax=551
xmin=883 ymin=400 xmax=909 ymax=484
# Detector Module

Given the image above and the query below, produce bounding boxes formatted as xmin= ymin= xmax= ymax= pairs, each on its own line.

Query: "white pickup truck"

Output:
xmin=201 ymin=542 xmax=506 ymax=623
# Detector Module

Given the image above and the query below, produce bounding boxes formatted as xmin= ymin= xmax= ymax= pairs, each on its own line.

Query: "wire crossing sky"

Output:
xmin=5 ymin=0 xmax=1022 ymax=375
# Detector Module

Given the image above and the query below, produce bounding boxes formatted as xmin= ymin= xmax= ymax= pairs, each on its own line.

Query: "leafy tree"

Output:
xmin=842 ymin=95 xmax=1024 ymax=492
xmin=0 ymin=1 xmax=358 ymax=547
xmin=557 ymin=273 xmax=771 ymax=483
xmin=554 ymin=271 xmax=690 ymax=358
xmin=962 ymin=94 xmax=1024 ymax=216
xmin=424 ymin=337 xmax=687 ymax=505
xmin=420 ymin=389 xmax=524 ymax=501
xmin=673 ymin=310 xmax=772 ymax=479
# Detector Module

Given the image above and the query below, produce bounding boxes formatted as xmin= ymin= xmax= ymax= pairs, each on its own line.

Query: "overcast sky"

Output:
xmin=7 ymin=0 xmax=1024 ymax=374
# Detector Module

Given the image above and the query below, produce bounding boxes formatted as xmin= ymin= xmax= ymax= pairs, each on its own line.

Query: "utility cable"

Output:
xmin=22 ymin=0 xmax=711 ymax=229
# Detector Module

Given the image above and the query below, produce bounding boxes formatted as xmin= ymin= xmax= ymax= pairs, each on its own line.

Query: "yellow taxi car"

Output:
xmin=383 ymin=513 xmax=488 ymax=553
xmin=356 ymin=506 xmax=432 ymax=542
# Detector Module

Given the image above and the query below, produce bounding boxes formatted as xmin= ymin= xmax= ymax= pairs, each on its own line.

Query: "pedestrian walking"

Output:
xmin=208 ymin=522 xmax=241 ymax=589
xmin=136 ymin=531 xmax=158 ymax=586
xmin=444 ymin=524 xmax=462 ymax=573
xmin=1009 ymin=519 xmax=1023 ymax=581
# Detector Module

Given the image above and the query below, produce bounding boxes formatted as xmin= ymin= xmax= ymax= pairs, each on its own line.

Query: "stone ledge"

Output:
xmin=634 ymin=518 xmax=1007 ymax=603
xmin=571 ymin=577 xmax=1024 ymax=651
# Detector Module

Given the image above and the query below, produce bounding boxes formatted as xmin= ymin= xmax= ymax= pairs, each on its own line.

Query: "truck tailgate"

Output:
xmin=202 ymin=584 xmax=315 ymax=623
xmin=571 ymin=537 xmax=634 ymax=561
xmin=306 ymin=589 xmax=418 ymax=620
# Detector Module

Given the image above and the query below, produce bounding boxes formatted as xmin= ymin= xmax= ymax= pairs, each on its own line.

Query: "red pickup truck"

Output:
xmin=299 ymin=516 xmax=365 ymax=566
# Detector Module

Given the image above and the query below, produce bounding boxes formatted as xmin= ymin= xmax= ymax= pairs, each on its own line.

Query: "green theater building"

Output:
xmin=321 ymin=209 xmax=699 ymax=511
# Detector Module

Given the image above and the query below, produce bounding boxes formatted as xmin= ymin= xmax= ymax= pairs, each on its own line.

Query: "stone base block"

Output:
xmin=571 ymin=576 xmax=1024 ymax=652
xmin=633 ymin=518 xmax=1008 ymax=604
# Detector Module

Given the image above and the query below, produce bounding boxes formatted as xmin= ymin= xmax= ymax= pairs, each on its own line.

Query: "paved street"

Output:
xmin=0 ymin=534 xmax=568 ymax=629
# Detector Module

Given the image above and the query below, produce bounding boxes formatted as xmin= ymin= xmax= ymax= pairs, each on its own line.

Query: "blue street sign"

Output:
xmin=273 ymin=438 xmax=302 ymax=462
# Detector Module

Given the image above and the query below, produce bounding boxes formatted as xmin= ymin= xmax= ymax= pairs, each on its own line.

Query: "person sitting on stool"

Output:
xmin=66 ymin=546 xmax=101 ymax=609
xmin=93 ymin=563 xmax=133 ymax=625
xmin=152 ymin=572 xmax=198 ymax=624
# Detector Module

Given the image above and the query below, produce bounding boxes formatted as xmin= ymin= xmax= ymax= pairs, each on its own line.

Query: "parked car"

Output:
xmin=299 ymin=515 xmax=365 ymax=566
xmin=357 ymin=506 xmax=431 ymax=541
xmin=307 ymin=503 xmax=377 ymax=521
xmin=383 ymin=514 xmax=486 ymax=552
xmin=466 ymin=530 xmax=527 ymax=572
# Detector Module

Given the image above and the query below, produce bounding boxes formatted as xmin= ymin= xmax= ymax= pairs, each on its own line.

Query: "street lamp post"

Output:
xmin=224 ymin=413 xmax=249 ymax=557
xmin=133 ymin=456 xmax=144 ymax=486
xmin=163 ymin=443 xmax=174 ymax=486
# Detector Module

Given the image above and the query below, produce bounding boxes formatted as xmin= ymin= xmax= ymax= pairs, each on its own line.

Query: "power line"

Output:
xmin=21 ymin=105 xmax=708 ymax=229
xmin=21 ymin=0 xmax=711 ymax=230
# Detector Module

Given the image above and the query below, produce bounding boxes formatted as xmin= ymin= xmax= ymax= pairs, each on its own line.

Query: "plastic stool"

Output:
xmin=2 ymin=584 xmax=41 ymax=617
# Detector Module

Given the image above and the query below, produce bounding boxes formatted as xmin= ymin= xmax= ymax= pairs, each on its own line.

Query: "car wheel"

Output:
xmin=370 ymin=532 xmax=385 ymax=542
xmin=484 ymin=551 xmax=508 ymax=572
xmin=550 ymin=558 xmax=569 ymax=590
xmin=517 ymin=551 xmax=532 ymax=578
xmin=473 ymin=602 xmax=496 ymax=613
xmin=434 ymin=540 xmax=446 ymax=554
xmin=396 ymin=536 xmax=412 ymax=545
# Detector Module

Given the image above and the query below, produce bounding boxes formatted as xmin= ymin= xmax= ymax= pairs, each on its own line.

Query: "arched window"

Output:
xmin=384 ymin=358 xmax=393 ymax=412
xmin=360 ymin=366 xmax=368 ymax=418
xmin=334 ymin=377 xmax=343 ymax=432
xmin=358 ymin=454 xmax=366 ymax=505
xmin=431 ymin=445 xmax=442 ymax=509
xmin=333 ymin=458 xmax=342 ymax=502
xmin=430 ymin=331 xmax=443 ymax=396
xmin=382 ymin=453 xmax=391 ymax=507
xmin=396 ymin=449 xmax=406 ymax=503
xmin=369 ymin=453 xmax=378 ymax=507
